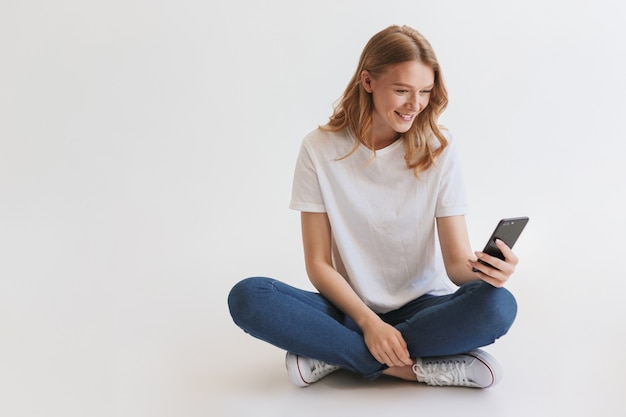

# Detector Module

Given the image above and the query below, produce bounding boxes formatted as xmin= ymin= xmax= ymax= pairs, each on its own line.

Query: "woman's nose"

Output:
xmin=407 ymin=93 xmax=420 ymax=112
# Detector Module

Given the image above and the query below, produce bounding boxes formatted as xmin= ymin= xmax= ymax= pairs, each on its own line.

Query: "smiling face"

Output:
xmin=361 ymin=60 xmax=435 ymax=149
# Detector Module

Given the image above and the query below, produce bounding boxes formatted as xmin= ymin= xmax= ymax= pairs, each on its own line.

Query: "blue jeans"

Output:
xmin=228 ymin=277 xmax=517 ymax=379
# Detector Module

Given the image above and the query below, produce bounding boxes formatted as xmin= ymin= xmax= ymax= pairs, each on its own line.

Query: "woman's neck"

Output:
xmin=370 ymin=114 xmax=401 ymax=149
xmin=371 ymin=132 xmax=401 ymax=150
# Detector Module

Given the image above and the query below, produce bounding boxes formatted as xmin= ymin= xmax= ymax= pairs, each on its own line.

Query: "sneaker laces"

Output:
xmin=309 ymin=359 xmax=340 ymax=378
xmin=412 ymin=358 xmax=473 ymax=387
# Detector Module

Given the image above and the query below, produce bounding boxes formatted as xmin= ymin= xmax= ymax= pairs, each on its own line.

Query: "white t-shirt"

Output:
xmin=290 ymin=127 xmax=469 ymax=313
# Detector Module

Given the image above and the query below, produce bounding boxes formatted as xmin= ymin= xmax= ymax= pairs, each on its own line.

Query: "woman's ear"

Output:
xmin=361 ymin=70 xmax=373 ymax=93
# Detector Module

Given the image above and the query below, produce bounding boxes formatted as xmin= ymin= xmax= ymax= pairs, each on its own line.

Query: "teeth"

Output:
xmin=397 ymin=112 xmax=414 ymax=121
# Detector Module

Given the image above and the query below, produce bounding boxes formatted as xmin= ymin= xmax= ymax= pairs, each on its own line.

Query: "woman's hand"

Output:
xmin=469 ymin=239 xmax=519 ymax=287
xmin=361 ymin=318 xmax=413 ymax=368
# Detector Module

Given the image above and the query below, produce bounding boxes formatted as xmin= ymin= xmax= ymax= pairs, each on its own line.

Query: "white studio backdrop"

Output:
xmin=1 ymin=1 xmax=625 ymax=416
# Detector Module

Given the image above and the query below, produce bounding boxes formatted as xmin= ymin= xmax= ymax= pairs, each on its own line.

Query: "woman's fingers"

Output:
xmin=366 ymin=325 xmax=412 ymax=367
xmin=471 ymin=240 xmax=519 ymax=287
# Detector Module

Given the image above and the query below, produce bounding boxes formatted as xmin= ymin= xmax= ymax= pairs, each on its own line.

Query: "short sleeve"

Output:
xmin=434 ymin=135 xmax=469 ymax=217
xmin=289 ymin=139 xmax=326 ymax=212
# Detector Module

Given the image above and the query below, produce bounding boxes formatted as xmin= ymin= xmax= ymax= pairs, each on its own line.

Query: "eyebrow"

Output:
xmin=393 ymin=82 xmax=435 ymax=89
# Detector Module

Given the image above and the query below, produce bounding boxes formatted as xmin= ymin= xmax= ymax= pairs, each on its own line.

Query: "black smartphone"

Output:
xmin=473 ymin=217 xmax=529 ymax=271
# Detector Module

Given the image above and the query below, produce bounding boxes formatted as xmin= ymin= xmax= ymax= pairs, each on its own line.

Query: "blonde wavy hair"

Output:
xmin=322 ymin=25 xmax=449 ymax=177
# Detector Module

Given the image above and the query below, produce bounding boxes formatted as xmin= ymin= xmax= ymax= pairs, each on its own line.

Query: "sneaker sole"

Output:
xmin=465 ymin=349 xmax=502 ymax=388
xmin=285 ymin=352 xmax=310 ymax=387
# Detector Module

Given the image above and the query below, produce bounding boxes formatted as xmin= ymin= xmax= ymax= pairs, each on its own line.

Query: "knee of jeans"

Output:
xmin=227 ymin=277 xmax=272 ymax=326
xmin=488 ymin=285 xmax=518 ymax=333
xmin=473 ymin=281 xmax=518 ymax=333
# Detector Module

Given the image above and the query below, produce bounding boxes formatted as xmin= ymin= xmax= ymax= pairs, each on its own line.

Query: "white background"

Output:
xmin=1 ymin=1 xmax=625 ymax=416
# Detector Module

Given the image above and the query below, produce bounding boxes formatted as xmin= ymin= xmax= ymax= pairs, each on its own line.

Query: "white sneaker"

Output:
xmin=412 ymin=349 xmax=501 ymax=388
xmin=285 ymin=352 xmax=341 ymax=387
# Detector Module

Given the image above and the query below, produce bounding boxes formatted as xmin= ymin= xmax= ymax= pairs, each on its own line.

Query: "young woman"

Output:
xmin=228 ymin=25 xmax=518 ymax=388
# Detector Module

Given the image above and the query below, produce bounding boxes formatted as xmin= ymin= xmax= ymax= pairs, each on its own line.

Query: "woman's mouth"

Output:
xmin=395 ymin=111 xmax=415 ymax=122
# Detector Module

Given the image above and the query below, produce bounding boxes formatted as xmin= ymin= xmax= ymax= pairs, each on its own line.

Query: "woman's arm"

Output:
xmin=301 ymin=211 xmax=412 ymax=367
xmin=437 ymin=215 xmax=519 ymax=287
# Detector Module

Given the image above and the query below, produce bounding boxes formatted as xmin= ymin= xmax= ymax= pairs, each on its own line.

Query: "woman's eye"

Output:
xmin=396 ymin=90 xmax=409 ymax=94
xmin=420 ymin=90 xmax=432 ymax=95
